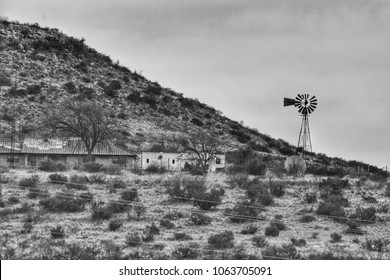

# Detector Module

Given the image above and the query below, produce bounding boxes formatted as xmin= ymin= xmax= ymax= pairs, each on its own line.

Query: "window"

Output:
xmin=216 ymin=158 xmax=221 ymax=165
xmin=146 ymin=159 xmax=149 ymax=163
xmin=172 ymin=159 xmax=175 ymax=164
xmin=7 ymin=156 xmax=19 ymax=163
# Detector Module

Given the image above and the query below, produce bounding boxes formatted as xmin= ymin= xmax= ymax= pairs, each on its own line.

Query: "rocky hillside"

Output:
xmin=0 ymin=18 xmax=388 ymax=176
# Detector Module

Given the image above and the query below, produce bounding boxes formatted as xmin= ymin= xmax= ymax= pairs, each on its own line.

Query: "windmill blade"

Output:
xmin=310 ymin=95 xmax=317 ymax=102
xmin=284 ymin=98 xmax=296 ymax=107
xmin=307 ymin=106 xmax=314 ymax=114
xmin=298 ymin=106 xmax=304 ymax=114
xmin=295 ymin=94 xmax=304 ymax=101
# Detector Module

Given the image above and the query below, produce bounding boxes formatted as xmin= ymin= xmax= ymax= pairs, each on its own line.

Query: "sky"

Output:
xmin=1 ymin=0 xmax=390 ymax=169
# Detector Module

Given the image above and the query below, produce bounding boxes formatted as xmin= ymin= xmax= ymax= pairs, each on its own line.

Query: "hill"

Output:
xmin=0 ymin=18 xmax=387 ymax=178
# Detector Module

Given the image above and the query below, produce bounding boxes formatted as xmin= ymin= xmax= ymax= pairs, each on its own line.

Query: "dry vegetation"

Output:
xmin=1 ymin=166 xmax=389 ymax=260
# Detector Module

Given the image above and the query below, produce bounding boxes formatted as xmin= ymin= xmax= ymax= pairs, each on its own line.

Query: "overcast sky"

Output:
xmin=2 ymin=0 xmax=389 ymax=168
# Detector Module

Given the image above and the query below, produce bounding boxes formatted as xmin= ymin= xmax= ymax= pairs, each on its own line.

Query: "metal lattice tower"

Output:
xmin=284 ymin=94 xmax=317 ymax=160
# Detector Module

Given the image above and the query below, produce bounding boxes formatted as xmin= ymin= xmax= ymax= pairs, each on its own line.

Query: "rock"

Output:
xmin=36 ymin=53 xmax=46 ymax=61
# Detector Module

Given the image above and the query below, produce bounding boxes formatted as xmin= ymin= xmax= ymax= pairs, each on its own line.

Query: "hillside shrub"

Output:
xmin=19 ymin=175 xmax=40 ymax=189
xmin=361 ymin=239 xmax=390 ymax=252
xmin=88 ymin=174 xmax=106 ymax=184
xmin=27 ymin=188 xmax=48 ymax=199
xmin=330 ymin=232 xmax=343 ymax=243
xmin=66 ymin=175 xmax=88 ymax=190
xmin=107 ymin=200 xmax=130 ymax=214
xmin=316 ymin=199 xmax=347 ymax=223
xmin=172 ymin=232 xmax=192 ymax=241
xmin=188 ymin=213 xmax=211 ymax=226
xmin=304 ymin=192 xmax=317 ymax=204
xmin=159 ymin=219 xmax=175 ymax=229
xmin=83 ymin=162 xmax=103 ymax=173
xmin=109 ymin=178 xmax=127 ymax=189
xmin=108 ymin=219 xmax=123 ymax=231
xmin=63 ymin=81 xmax=78 ymax=94
xmin=319 ymin=178 xmax=349 ymax=198
xmin=262 ymin=244 xmax=300 ymax=260
xmin=163 ymin=210 xmax=184 ymax=220
xmin=351 ymin=206 xmax=376 ymax=223
xmin=79 ymin=191 xmax=94 ymax=203
xmin=247 ymin=161 xmax=267 ymax=175
xmin=270 ymin=219 xmax=287 ymax=231
xmin=252 ymin=235 xmax=267 ymax=248
xmin=345 ymin=220 xmax=365 ymax=235
xmin=121 ymin=188 xmax=138 ymax=202
xmin=376 ymin=202 xmax=389 ymax=213
xmin=90 ymin=202 xmax=112 ymax=223
xmin=49 ymin=173 xmax=68 ymax=184
xmin=50 ymin=226 xmax=65 ymax=239
xmin=0 ymin=72 xmax=11 ymax=86
xmin=264 ymin=225 xmax=279 ymax=237
xmin=171 ymin=243 xmax=200 ymax=259
xmin=291 ymin=238 xmax=306 ymax=247
xmin=269 ymin=183 xmax=285 ymax=198
xmin=133 ymin=203 xmax=146 ymax=219
xmin=193 ymin=189 xmax=224 ymax=210
xmin=125 ymin=232 xmax=142 ymax=247
xmin=39 ymin=160 xmax=67 ymax=172
xmin=26 ymin=84 xmax=41 ymax=95
xmin=299 ymin=215 xmax=316 ymax=223
xmin=241 ymin=224 xmax=258 ymax=235
xmin=208 ymin=231 xmax=235 ymax=249
xmin=39 ymin=193 xmax=86 ymax=213
xmin=228 ymin=200 xmax=262 ymax=223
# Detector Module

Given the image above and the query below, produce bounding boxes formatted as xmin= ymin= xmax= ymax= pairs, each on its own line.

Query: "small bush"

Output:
xmin=304 ymin=192 xmax=317 ymax=204
xmin=88 ymin=174 xmax=106 ymax=184
xmin=247 ymin=161 xmax=267 ymax=175
xmin=316 ymin=200 xmax=347 ymax=223
xmin=8 ymin=196 xmax=20 ymax=204
xmin=159 ymin=219 xmax=175 ymax=229
xmin=39 ymin=193 xmax=86 ymax=213
xmin=265 ymin=225 xmax=279 ymax=237
xmin=51 ymin=226 xmax=65 ymax=239
xmin=125 ymin=232 xmax=142 ymax=247
xmin=27 ymin=188 xmax=48 ymax=199
xmin=172 ymin=232 xmax=192 ymax=241
xmin=109 ymin=178 xmax=127 ymax=189
xmin=133 ymin=203 xmax=146 ymax=219
xmin=188 ymin=213 xmax=212 ymax=226
xmin=49 ymin=173 xmax=68 ymax=184
xmin=121 ymin=188 xmax=138 ymax=202
xmin=79 ymin=191 xmax=94 ymax=203
xmin=345 ymin=220 xmax=365 ymax=235
xmin=269 ymin=183 xmax=285 ymax=197
xmin=352 ymin=206 xmax=376 ymax=223
xmin=319 ymin=178 xmax=349 ymax=198
xmin=299 ymin=215 xmax=316 ymax=223
xmin=19 ymin=175 xmax=40 ymax=189
xmin=193 ymin=189 xmax=224 ymax=211
xmin=39 ymin=160 xmax=67 ymax=172
xmin=252 ymin=235 xmax=267 ymax=248
xmin=262 ymin=244 xmax=300 ymax=260
xmin=361 ymin=239 xmax=390 ymax=252
xmin=26 ymin=84 xmax=41 ymax=95
xmin=66 ymin=175 xmax=88 ymax=190
xmin=208 ymin=231 xmax=235 ymax=249
xmin=145 ymin=163 xmax=166 ymax=173
xmin=171 ymin=243 xmax=199 ymax=259
xmin=376 ymin=202 xmax=389 ymax=213
xmin=90 ymin=202 xmax=112 ymax=223
xmin=228 ymin=200 xmax=262 ymax=223
xmin=83 ymin=162 xmax=103 ymax=173
xmin=241 ymin=224 xmax=258 ymax=235
xmin=330 ymin=232 xmax=342 ymax=243
xmin=107 ymin=200 xmax=130 ymax=214
xmin=291 ymin=238 xmax=306 ymax=247
xmin=270 ymin=219 xmax=287 ymax=231
xmin=163 ymin=211 xmax=184 ymax=220
xmin=108 ymin=220 xmax=123 ymax=231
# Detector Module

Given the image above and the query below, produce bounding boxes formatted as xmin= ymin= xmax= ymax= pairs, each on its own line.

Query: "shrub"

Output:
xmin=193 ymin=189 xmax=224 ymax=211
xmin=63 ymin=81 xmax=78 ymax=94
xmin=50 ymin=226 xmax=65 ymax=239
xmin=262 ymin=244 xmax=300 ymax=260
xmin=39 ymin=193 xmax=86 ymax=213
xmin=159 ymin=219 xmax=175 ymax=229
xmin=319 ymin=178 xmax=349 ymax=198
xmin=316 ymin=200 xmax=347 ymax=223
xmin=107 ymin=200 xmax=130 ymax=214
xmin=208 ymin=231 xmax=235 ymax=249
xmin=125 ymin=232 xmax=142 ymax=247
xmin=8 ymin=196 xmax=20 ymax=204
xmin=108 ymin=220 xmax=123 ymax=231
xmin=66 ymin=175 xmax=88 ymax=190
xmin=0 ymin=72 xmax=11 ymax=86
xmin=109 ymin=178 xmax=127 ymax=189
xmin=83 ymin=162 xmax=103 ymax=173
xmin=290 ymin=238 xmax=306 ymax=247
xmin=227 ymin=174 xmax=250 ymax=188
xmin=299 ymin=215 xmax=316 ymax=223
xmin=376 ymin=202 xmax=389 ymax=213
xmin=26 ymin=84 xmax=41 ymax=95
xmin=39 ymin=160 xmax=67 ymax=172
xmin=352 ymin=206 xmax=376 ymax=223
xmin=345 ymin=220 xmax=365 ymax=235
xmin=269 ymin=183 xmax=285 ymax=197
xmin=88 ymin=174 xmax=106 ymax=184
xmin=252 ymin=235 xmax=267 ymax=248
xmin=361 ymin=239 xmax=390 ymax=252
xmin=133 ymin=203 xmax=146 ymax=219
xmin=228 ymin=200 xmax=262 ymax=223
xmin=245 ymin=183 xmax=273 ymax=206
xmin=188 ymin=213 xmax=211 ymax=226
xmin=304 ymin=192 xmax=317 ymax=204
xmin=163 ymin=210 xmax=184 ymax=220
xmin=121 ymin=188 xmax=138 ymax=202
xmin=49 ymin=173 xmax=68 ymax=184
xmin=241 ymin=224 xmax=258 ymax=235
xmin=27 ymin=188 xmax=48 ymax=199
xmin=19 ymin=175 xmax=40 ymax=189
xmin=265 ymin=225 xmax=279 ymax=237
xmin=247 ymin=161 xmax=267 ymax=175
xmin=90 ymin=202 xmax=112 ymax=223
xmin=172 ymin=232 xmax=192 ymax=241
xmin=145 ymin=163 xmax=166 ymax=173
xmin=171 ymin=243 xmax=200 ymax=259
xmin=270 ymin=219 xmax=287 ymax=231
xmin=330 ymin=232 xmax=342 ymax=243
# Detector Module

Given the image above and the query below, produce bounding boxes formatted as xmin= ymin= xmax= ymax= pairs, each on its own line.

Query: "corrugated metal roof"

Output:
xmin=0 ymin=139 xmax=136 ymax=156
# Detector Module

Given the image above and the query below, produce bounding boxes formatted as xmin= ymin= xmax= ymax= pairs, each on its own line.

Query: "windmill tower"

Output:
xmin=284 ymin=94 xmax=317 ymax=160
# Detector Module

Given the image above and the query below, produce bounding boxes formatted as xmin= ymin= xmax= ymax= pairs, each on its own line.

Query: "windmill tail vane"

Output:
xmin=283 ymin=94 xmax=318 ymax=161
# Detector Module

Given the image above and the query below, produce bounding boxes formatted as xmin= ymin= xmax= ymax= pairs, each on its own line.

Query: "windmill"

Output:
xmin=284 ymin=94 xmax=317 ymax=160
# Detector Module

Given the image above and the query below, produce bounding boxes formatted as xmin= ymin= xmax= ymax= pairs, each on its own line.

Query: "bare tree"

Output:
xmin=180 ymin=129 xmax=223 ymax=173
xmin=41 ymin=100 xmax=117 ymax=161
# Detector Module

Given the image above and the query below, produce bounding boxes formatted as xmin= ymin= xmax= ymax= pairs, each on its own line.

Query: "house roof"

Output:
xmin=0 ymin=138 xmax=136 ymax=156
